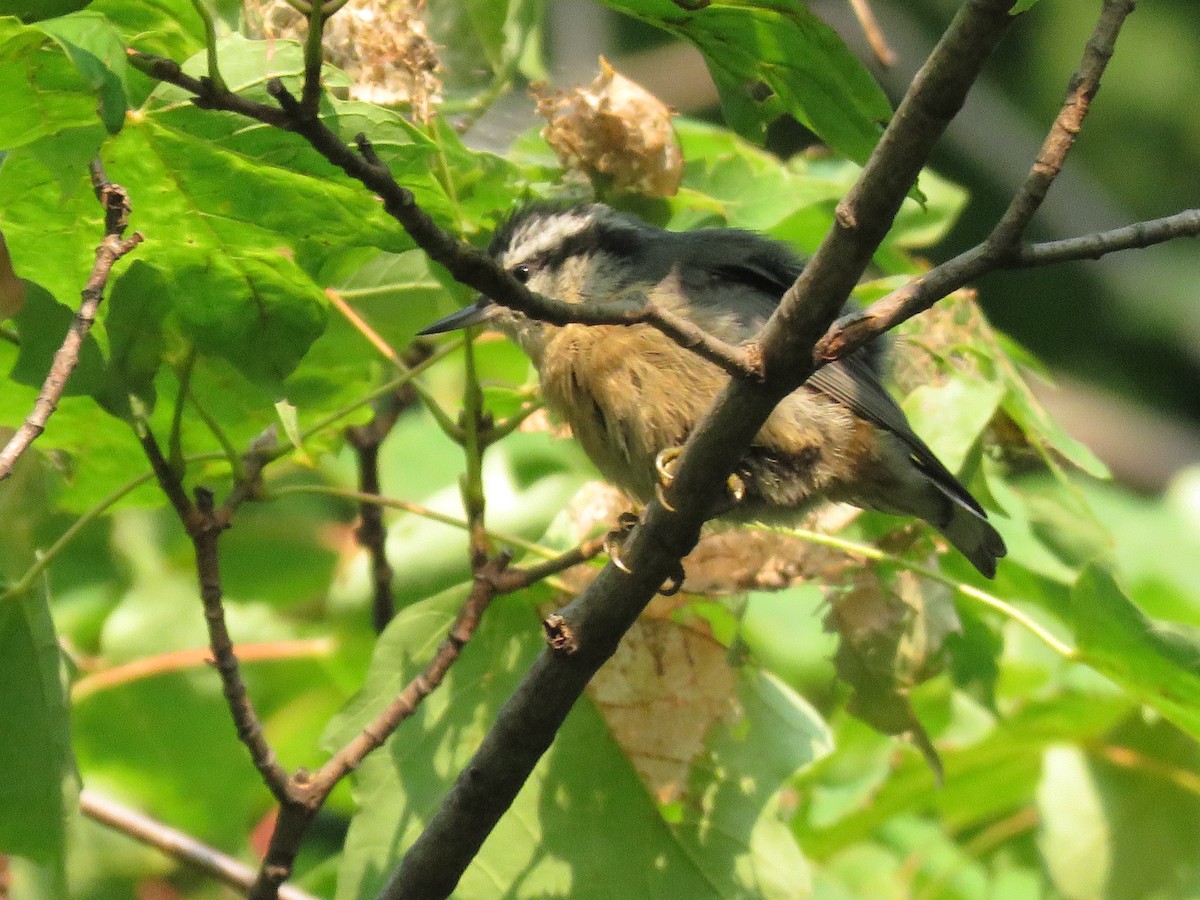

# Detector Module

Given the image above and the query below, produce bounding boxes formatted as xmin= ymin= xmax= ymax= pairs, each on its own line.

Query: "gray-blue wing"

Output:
xmin=805 ymin=357 xmax=986 ymax=516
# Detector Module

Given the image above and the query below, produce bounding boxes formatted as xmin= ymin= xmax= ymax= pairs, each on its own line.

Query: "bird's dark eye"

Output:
xmin=512 ymin=263 xmax=531 ymax=284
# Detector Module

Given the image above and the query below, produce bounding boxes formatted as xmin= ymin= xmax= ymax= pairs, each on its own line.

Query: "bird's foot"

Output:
xmin=655 ymin=446 xmax=747 ymax=511
xmin=602 ymin=508 xmax=686 ymax=594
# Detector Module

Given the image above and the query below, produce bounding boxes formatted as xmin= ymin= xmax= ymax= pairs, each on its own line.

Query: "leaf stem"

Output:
xmin=267 ymin=482 xmax=557 ymax=561
xmin=187 ymin=0 xmax=228 ymax=93
xmin=187 ymin=383 xmax=244 ymax=482
xmin=1 ymin=470 xmax=155 ymax=603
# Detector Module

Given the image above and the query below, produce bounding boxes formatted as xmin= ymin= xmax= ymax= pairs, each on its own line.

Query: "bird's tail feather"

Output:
xmin=929 ymin=481 xmax=1006 ymax=578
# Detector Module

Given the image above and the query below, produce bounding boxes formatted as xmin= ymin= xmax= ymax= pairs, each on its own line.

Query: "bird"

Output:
xmin=419 ymin=202 xmax=1006 ymax=578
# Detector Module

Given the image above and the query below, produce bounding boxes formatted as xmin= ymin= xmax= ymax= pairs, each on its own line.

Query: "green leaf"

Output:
xmin=600 ymin=0 xmax=892 ymax=164
xmin=2 ymin=0 xmax=91 ymax=22
xmin=998 ymin=363 xmax=1109 ymax=480
xmin=887 ymin=168 xmax=969 ymax=249
xmin=92 ymin=261 xmax=169 ymax=416
xmin=95 ymin=115 xmax=408 ymax=382
xmin=0 ymin=591 xmax=72 ymax=864
xmin=0 ymin=455 xmax=73 ymax=867
xmin=1071 ymin=565 xmax=1200 ymax=741
xmin=902 ymin=372 xmax=1006 ymax=474
xmin=675 ymin=671 xmax=830 ymax=898
xmin=88 ymin=0 xmax=208 ymax=65
xmin=798 ymin=692 xmax=1131 ymax=858
xmin=673 ymin=120 xmax=847 ymax=234
xmin=328 ymin=590 xmax=827 ymax=899
xmin=707 ymin=63 xmax=768 ymax=143
xmin=320 ymin=249 xmax=460 ymax=354
xmin=0 ymin=18 xmax=102 ymax=151
xmin=36 ymin=11 xmax=129 ymax=134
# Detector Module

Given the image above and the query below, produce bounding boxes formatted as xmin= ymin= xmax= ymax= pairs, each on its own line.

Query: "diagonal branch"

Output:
xmin=381 ymin=1 xmax=1020 ymax=897
xmin=0 ymin=161 xmax=143 ymax=480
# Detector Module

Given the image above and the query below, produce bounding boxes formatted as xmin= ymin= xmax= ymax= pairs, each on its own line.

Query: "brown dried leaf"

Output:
xmin=247 ymin=0 xmax=442 ymax=120
xmin=588 ymin=602 xmax=738 ymax=805
xmin=536 ymin=57 xmax=683 ymax=198
xmin=559 ymin=480 xmax=864 ymax=595
xmin=891 ymin=288 xmax=990 ymax=391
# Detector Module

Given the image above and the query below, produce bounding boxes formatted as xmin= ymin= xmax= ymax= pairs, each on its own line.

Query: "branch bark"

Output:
xmin=345 ymin=351 xmax=429 ymax=633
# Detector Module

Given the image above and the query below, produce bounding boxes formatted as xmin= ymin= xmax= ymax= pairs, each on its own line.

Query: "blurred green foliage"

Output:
xmin=1 ymin=1 xmax=1199 ymax=898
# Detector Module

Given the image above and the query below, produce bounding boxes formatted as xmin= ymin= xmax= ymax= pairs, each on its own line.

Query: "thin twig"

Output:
xmin=136 ymin=427 xmax=290 ymax=800
xmin=247 ymin=549 xmax=520 ymax=900
xmin=315 ymin=553 xmax=512 ymax=790
xmin=346 ymin=422 xmax=397 ymax=634
xmin=1014 ymin=209 xmax=1200 ymax=265
xmin=345 ymin=352 xmax=430 ymax=633
xmin=849 ymin=0 xmax=897 ymax=66
xmin=80 ymin=789 xmax=321 ymax=900
xmin=816 ymin=0 xmax=1137 ymax=364
xmin=493 ymin=534 xmax=608 ymax=592
xmin=0 ymin=161 xmax=142 ymax=480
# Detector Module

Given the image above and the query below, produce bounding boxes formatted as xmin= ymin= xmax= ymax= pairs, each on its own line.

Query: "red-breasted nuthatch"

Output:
xmin=420 ymin=203 xmax=1006 ymax=577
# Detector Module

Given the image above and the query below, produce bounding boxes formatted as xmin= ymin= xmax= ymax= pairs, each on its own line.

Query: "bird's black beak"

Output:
xmin=417 ymin=298 xmax=495 ymax=336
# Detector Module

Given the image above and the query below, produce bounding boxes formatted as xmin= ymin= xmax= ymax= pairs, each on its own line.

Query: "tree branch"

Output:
xmin=816 ymin=0 xmax=1137 ymax=363
xmin=137 ymin=428 xmax=290 ymax=801
xmin=1014 ymin=209 xmax=1200 ymax=265
xmin=345 ymin=355 xmax=428 ymax=633
xmin=125 ymin=51 xmax=758 ymax=382
xmin=0 ymin=161 xmax=142 ymax=480
xmin=381 ymin=2 xmax=1019 ymax=897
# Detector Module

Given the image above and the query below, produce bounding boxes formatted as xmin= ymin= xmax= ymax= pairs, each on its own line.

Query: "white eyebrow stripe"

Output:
xmin=499 ymin=211 xmax=594 ymax=267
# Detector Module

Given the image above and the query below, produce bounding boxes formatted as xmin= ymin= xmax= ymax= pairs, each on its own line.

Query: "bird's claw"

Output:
xmin=654 ymin=447 xmax=683 ymax=512
xmin=659 ymin=561 xmax=686 ymax=596
xmin=655 ymin=446 xmax=682 ymax=485
xmin=602 ymin=510 xmax=686 ymax=592
xmin=604 ymin=511 xmax=640 ymax=574
xmin=726 ymin=471 xmax=746 ymax=503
